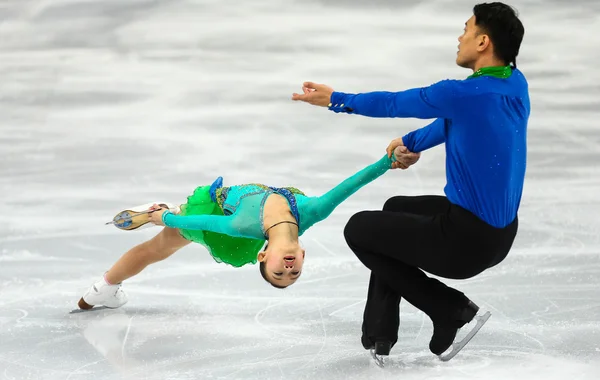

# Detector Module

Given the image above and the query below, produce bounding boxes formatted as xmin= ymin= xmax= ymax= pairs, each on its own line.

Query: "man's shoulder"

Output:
xmin=427 ymin=71 xmax=528 ymax=99
xmin=424 ymin=77 xmax=488 ymax=99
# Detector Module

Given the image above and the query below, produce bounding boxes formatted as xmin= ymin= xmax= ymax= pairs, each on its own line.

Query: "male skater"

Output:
xmin=292 ymin=2 xmax=528 ymax=363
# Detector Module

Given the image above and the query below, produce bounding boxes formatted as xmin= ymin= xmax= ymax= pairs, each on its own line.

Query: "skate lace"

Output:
xmin=113 ymin=284 xmax=123 ymax=296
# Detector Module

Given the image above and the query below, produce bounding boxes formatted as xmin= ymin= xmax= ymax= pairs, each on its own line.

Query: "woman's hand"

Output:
xmin=148 ymin=204 xmax=168 ymax=226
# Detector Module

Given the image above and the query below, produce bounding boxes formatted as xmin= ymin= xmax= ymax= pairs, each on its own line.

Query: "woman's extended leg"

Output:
xmin=105 ymin=227 xmax=191 ymax=284
xmin=79 ymin=227 xmax=190 ymax=309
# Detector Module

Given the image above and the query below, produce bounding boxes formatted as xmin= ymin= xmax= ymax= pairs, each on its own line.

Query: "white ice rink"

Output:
xmin=1 ymin=0 xmax=600 ymax=379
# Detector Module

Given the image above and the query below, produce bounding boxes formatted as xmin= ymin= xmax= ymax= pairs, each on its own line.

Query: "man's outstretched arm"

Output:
xmin=292 ymin=80 xmax=461 ymax=120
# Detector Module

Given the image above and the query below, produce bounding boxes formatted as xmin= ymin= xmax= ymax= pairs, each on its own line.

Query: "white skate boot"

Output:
xmin=106 ymin=202 xmax=181 ymax=231
xmin=78 ymin=276 xmax=128 ymax=310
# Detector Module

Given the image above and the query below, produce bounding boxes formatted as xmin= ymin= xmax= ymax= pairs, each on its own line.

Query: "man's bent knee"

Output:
xmin=383 ymin=196 xmax=408 ymax=211
xmin=344 ymin=211 xmax=372 ymax=249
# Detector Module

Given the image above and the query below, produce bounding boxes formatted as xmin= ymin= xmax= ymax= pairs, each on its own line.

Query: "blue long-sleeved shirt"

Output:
xmin=329 ymin=69 xmax=530 ymax=228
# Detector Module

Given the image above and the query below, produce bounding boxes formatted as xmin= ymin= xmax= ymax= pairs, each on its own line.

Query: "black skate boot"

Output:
xmin=374 ymin=341 xmax=391 ymax=356
xmin=363 ymin=338 xmax=392 ymax=368
xmin=430 ymin=300 xmax=490 ymax=361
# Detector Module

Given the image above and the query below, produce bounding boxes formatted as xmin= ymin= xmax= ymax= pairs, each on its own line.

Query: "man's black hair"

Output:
xmin=473 ymin=2 xmax=525 ymax=67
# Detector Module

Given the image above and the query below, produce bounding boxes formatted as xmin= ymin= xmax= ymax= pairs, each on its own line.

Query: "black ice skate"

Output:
xmin=430 ymin=301 xmax=491 ymax=361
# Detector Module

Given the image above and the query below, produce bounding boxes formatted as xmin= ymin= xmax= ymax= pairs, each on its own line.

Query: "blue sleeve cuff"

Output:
xmin=328 ymin=92 xmax=354 ymax=114
xmin=401 ymin=133 xmax=415 ymax=152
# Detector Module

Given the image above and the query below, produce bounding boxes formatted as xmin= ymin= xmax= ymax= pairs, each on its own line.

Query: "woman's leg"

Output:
xmin=79 ymin=227 xmax=190 ymax=309
xmin=105 ymin=227 xmax=191 ymax=284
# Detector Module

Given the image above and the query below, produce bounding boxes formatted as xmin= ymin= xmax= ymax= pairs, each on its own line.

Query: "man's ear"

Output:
xmin=477 ymin=34 xmax=491 ymax=52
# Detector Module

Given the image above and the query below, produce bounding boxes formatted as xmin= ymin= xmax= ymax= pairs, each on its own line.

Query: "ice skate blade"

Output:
xmin=438 ymin=311 xmax=491 ymax=362
xmin=72 ymin=297 xmax=122 ymax=314
xmin=370 ymin=349 xmax=385 ymax=368
xmin=70 ymin=306 xmax=111 ymax=314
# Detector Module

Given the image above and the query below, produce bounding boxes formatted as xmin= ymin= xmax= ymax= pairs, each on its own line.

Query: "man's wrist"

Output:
xmin=327 ymin=91 xmax=354 ymax=113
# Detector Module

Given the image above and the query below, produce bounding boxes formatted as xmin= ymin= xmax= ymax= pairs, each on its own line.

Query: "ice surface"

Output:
xmin=1 ymin=0 xmax=599 ymax=379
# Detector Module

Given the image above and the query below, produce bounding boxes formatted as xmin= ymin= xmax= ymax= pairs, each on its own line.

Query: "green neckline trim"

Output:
xmin=467 ymin=65 xmax=512 ymax=79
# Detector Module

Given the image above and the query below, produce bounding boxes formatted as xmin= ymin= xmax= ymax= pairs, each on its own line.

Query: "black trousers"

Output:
xmin=343 ymin=195 xmax=518 ymax=349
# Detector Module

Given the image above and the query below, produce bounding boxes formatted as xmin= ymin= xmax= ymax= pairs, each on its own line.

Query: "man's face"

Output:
xmin=456 ymin=15 xmax=484 ymax=69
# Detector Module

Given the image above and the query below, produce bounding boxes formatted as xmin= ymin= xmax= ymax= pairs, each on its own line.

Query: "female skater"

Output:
xmin=78 ymin=149 xmax=418 ymax=310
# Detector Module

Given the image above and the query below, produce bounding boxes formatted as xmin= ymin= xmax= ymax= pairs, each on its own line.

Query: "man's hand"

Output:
xmin=386 ymin=137 xmax=405 ymax=158
xmin=291 ymin=82 xmax=334 ymax=107
xmin=392 ymin=146 xmax=421 ymax=170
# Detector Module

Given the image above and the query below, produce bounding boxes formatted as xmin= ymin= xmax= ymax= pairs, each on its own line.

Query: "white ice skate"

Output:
xmin=78 ymin=276 xmax=128 ymax=310
xmin=105 ymin=202 xmax=180 ymax=231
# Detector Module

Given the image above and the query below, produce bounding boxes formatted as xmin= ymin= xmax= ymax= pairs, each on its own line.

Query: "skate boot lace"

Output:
xmin=112 ymin=283 xmax=124 ymax=298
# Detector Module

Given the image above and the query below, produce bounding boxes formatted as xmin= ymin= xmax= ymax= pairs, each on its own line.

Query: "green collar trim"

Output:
xmin=467 ymin=65 xmax=512 ymax=79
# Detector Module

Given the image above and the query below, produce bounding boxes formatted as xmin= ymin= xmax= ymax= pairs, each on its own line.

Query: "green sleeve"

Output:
xmin=300 ymin=154 xmax=393 ymax=228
